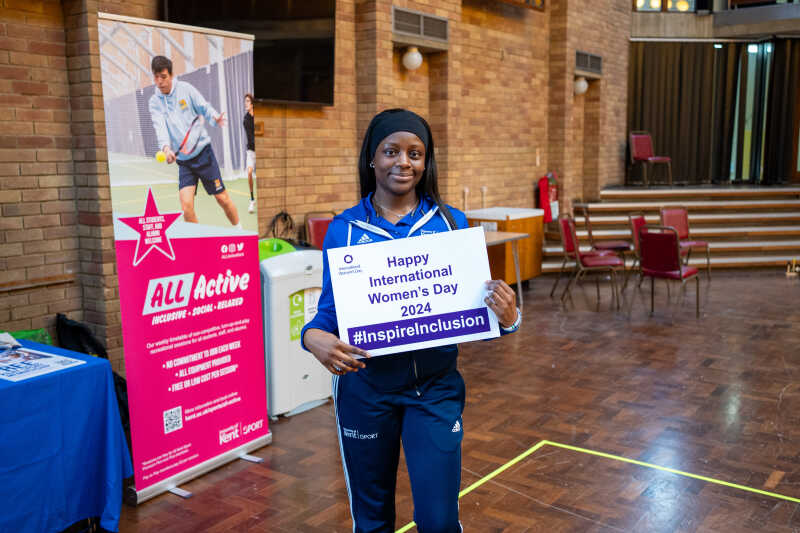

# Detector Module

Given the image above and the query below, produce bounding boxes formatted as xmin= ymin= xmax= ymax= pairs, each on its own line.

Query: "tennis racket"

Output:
xmin=177 ymin=116 xmax=201 ymax=155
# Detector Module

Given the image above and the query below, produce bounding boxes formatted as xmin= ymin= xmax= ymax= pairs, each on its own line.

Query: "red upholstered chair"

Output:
xmin=553 ymin=214 xmax=623 ymax=308
xmin=579 ymin=205 xmax=630 ymax=259
xmin=550 ymin=214 xmax=615 ymax=298
xmin=639 ymin=225 xmax=701 ymax=318
xmin=624 ymin=212 xmax=648 ymax=290
xmin=630 ymin=131 xmax=672 ymax=186
xmin=305 ymin=212 xmax=335 ymax=250
xmin=659 ymin=206 xmax=710 ymax=280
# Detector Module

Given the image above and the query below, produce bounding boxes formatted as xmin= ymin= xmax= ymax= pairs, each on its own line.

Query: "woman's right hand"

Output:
xmin=303 ymin=328 xmax=370 ymax=375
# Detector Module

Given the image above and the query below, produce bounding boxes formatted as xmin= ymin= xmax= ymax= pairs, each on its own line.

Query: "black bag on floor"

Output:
xmin=56 ymin=313 xmax=132 ymax=452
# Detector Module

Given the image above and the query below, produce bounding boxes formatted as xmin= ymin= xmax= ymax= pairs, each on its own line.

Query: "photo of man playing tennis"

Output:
xmin=148 ymin=55 xmax=241 ymax=229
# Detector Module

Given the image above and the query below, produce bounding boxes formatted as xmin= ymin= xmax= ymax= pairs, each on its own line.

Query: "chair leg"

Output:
xmin=622 ymin=257 xmax=636 ymax=291
xmin=611 ymin=269 xmax=620 ymax=310
xmin=650 ymin=276 xmax=655 ymax=315
xmin=550 ymin=257 xmax=567 ymax=298
xmin=667 ymin=161 xmax=673 ymax=186
xmin=643 ymin=163 xmax=649 ymax=187
xmin=705 ymin=246 xmax=711 ymax=281
xmin=696 ymin=275 xmax=700 ymax=318
xmin=595 ymin=274 xmax=600 ymax=304
xmin=561 ymin=268 xmax=581 ymax=302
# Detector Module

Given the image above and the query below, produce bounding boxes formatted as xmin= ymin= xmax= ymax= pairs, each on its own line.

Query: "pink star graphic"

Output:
xmin=118 ymin=188 xmax=182 ymax=266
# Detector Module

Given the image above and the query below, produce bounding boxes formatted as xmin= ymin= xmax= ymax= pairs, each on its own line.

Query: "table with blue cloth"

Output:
xmin=0 ymin=340 xmax=133 ymax=532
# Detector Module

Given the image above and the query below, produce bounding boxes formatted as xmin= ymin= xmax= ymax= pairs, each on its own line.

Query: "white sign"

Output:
xmin=327 ymin=227 xmax=499 ymax=356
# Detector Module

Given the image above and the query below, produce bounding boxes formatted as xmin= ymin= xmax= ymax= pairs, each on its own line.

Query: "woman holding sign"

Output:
xmin=302 ymin=109 xmax=521 ymax=533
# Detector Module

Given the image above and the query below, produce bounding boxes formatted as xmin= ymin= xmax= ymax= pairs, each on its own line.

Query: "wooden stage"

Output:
xmin=119 ymin=269 xmax=800 ymax=532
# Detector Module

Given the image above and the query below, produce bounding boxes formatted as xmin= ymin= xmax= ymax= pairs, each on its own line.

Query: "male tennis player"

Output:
xmin=243 ymin=93 xmax=256 ymax=214
xmin=148 ymin=55 xmax=241 ymax=228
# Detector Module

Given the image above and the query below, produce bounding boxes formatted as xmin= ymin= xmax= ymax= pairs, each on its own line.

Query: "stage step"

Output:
xmin=583 ymin=199 xmax=800 ymax=213
xmin=574 ymin=212 xmax=800 ymax=227
xmin=600 ymin=187 xmax=800 ymax=201
xmin=583 ymin=225 xmax=800 ymax=240
xmin=543 ymin=240 xmax=800 ymax=258
xmin=541 ymin=254 xmax=798 ymax=274
xmin=540 ymin=187 xmax=800 ymax=273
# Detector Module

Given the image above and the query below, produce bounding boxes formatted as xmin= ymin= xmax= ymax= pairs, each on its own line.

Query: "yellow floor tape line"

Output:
xmin=395 ymin=439 xmax=800 ymax=533
xmin=545 ymin=440 xmax=800 ymax=504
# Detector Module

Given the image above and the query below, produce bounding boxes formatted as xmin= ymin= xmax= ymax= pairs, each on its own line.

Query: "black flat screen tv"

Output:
xmin=164 ymin=0 xmax=335 ymax=105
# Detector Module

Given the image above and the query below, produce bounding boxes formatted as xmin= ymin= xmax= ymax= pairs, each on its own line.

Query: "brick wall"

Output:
xmin=571 ymin=0 xmax=629 ymax=199
xmin=0 ymin=1 xmax=83 ymax=335
xmin=549 ymin=0 xmax=629 ymax=214
xmin=255 ymin=0 xmax=360 ymax=238
xmin=1 ymin=0 xmax=632 ymax=375
xmin=0 ymin=0 xmax=155 ymax=372
xmin=390 ymin=49 xmax=430 ymax=123
xmin=456 ymin=0 xmax=548 ymax=211
xmin=97 ymin=0 xmax=157 ymax=20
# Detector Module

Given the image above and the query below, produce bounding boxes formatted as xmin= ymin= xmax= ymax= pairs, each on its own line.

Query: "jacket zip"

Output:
xmin=413 ymin=357 xmax=421 ymax=396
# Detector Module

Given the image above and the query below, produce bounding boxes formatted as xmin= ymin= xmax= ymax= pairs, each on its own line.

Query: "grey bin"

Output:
xmin=260 ymin=249 xmax=331 ymax=417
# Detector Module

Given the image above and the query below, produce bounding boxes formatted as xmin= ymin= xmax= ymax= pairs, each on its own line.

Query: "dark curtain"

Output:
xmin=763 ymin=39 xmax=800 ymax=184
xmin=628 ymin=42 xmax=715 ymax=184
xmin=710 ymin=43 xmax=743 ymax=182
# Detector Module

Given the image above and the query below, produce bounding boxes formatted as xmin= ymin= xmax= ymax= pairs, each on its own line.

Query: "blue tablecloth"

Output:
xmin=0 ymin=340 xmax=133 ymax=532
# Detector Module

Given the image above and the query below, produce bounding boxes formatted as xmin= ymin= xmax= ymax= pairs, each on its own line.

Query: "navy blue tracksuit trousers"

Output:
xmin=333 ymin=369 xmax=465 ymax=533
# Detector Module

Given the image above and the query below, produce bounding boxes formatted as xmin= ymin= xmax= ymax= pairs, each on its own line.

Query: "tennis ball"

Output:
xmin=155 ymin=150 xmax=166 ymax=163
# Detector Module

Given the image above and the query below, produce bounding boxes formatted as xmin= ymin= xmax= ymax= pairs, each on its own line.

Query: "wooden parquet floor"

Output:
xmin=119 ymin=270 xmax=800 ymax=532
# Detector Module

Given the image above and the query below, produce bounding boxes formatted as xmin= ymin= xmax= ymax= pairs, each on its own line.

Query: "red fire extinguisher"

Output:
xmin=537 ymin=172 xmax=559 ymax=223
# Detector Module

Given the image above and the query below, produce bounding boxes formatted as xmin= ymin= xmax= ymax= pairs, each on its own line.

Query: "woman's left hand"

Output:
xmin=484 ymin=280 xmax=517 ymax=328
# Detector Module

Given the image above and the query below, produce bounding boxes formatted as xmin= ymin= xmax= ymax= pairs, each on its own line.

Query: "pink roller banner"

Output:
xmin=98 ymin=13 xmax=268 ymax=498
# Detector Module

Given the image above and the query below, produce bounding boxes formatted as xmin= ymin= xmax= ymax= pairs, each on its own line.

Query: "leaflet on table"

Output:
xmin=327 ymin=226 xmax=499 ymax=357
xmin=0 ymin=347 xmax=85 ymax=382
xmin=0 ymin=332 xmax=20 ymax=349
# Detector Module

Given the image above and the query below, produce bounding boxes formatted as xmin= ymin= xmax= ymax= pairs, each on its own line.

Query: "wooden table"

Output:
xmin=466 ymin=208 xmax=544 ymax=286
xmin=484 ymin=230 xmax=528 ymax=310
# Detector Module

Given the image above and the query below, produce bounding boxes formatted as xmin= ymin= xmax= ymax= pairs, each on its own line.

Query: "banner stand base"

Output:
xmin=125 ymin=431 xmax=272 ymax=506
xmin=239 ymin=454 xmax=264 ymax=463
xmin=168 ymin=487 xmax=193 ymax=499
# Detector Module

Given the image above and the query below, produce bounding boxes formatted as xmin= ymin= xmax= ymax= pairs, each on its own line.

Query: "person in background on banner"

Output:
xmin=243 ymin=93 xmax=256 ymax=214
xmin=148 ymin=55 xmax=241 ymax=229
xmin=301 ymin=109 xmax=522 ymax=533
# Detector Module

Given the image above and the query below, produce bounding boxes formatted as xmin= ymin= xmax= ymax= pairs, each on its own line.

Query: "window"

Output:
xmin=633 ymin=0 xmax=695 ymax=11
xmin=728 ymin=42 xmax=773 ymax=181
